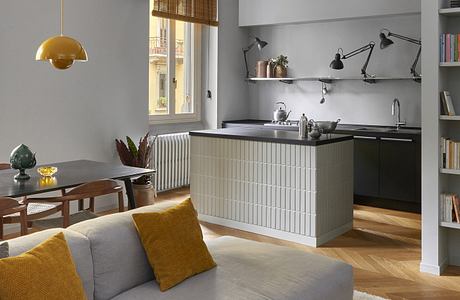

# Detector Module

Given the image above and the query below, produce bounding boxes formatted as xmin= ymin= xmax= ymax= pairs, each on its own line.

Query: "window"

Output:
xmin=149 ymin=15 xmax=201 ymax=124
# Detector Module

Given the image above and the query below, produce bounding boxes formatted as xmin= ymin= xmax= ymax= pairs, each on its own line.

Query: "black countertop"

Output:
xmin=189 ymin=127 xmax=353 ymax=146
xmin=222 ymin=120 xmax=421 ymax=141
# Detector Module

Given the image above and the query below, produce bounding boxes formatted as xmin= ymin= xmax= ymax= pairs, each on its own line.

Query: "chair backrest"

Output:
xmin=0 ymin=163 xmax=11 ymax=170
xmin=0 ymin=197 xmax=24 ymax=217
xmin=63 ymin=179 xmax=122 ymax=201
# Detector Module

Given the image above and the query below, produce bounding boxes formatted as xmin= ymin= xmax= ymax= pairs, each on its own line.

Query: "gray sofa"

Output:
xmin=7 ymin=202 xmax=353 ymax=300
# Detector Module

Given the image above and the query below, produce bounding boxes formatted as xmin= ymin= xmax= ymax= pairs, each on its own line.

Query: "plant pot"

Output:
xmin=133 ymin=183 xmax=155 ymax=207
xmin=274 ymin=65 xmax=287 ymax=78
xmin=255 ymin=60 xmax=268 ymax=78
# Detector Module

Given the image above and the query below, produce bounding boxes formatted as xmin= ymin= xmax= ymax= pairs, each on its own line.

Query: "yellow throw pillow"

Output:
xmin=0 ymin=232 xmax=86 ymax=300
xmin=132 ymin=198 xmax=216 ymax=291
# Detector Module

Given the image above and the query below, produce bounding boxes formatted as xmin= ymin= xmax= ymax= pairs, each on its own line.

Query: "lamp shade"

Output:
xmin=379 ymin=32 xmax=394 ymax=49
xmin=255 ymin=37 xmax=268 ymax=50
xmin=36 ymin=35 xmax=88 ymax=70
xmin=329 ymin=53 xmax=344 ymax=70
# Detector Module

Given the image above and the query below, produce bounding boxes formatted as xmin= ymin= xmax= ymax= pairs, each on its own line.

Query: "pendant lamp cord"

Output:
xmin=60 ymin=0 xmax=64 ymax=36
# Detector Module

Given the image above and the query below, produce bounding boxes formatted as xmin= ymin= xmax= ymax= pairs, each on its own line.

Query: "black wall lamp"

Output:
xmin=379 ymin=28 xmax=421 ymax=82
xmin=243 ymin=37 xmax=268 ymax=78
xmin=329 ymin=42 xmax=376 ymax=83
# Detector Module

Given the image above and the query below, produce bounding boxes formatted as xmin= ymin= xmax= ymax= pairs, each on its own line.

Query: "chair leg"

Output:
xmin=118 ymin=192 xmax=125 ymax=212
xmin=0 ymin=217 xmax=3 ymax=240
xmin=27 ymin=221 xmax=33 ymax=228
xmin=19 ymin=211 xmax=28 ymax=236
xmin=78 ymin=199 xmax=84 ymax=211
xmin=62 ymin=201 xmax=70 ymax=228
xmin=89 ymin=197 xmax=95 ymax=212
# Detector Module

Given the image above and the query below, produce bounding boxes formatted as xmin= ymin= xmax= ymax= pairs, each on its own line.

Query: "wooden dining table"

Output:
xmin=0 ymin=160 xmax=155 ymax=209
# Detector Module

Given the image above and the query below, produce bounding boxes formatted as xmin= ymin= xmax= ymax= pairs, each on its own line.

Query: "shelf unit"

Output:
xmin=440 ymin=115 xmax=460 ymax=120
xmin=246 ymin=75 xmax=422 ymax=84
xmin=439 ymin=7 xmax=460 ymax=16
xmin=440 ymin=62 xmax=460 ymax=67
xmin=440 ymin=168 xmax=460 ymax=175
xmin=440 ymin=221 xmax=460 ymax=229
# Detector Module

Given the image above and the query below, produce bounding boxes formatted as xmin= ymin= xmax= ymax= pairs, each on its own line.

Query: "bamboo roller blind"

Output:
xmin=152 ymin=0 xmax=218 ymax=26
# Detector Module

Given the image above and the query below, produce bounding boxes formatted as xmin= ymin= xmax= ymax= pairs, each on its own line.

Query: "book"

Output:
xmin=443 ymin=91 xmax=456 ymax=116
xmin=441 ymin=34 xmax=446 ymax=62
xmin=440 ymin=92 xmax=449 ymax=115
xmin=454 ymin=196 xmax=460 ymax=223
xmin=447 ymin=34 xmax=451 ymax=62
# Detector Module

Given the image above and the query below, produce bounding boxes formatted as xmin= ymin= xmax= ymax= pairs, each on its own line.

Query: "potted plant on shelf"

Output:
xmin=115 ymin=133 xmax=156 ymax=207
xmin=271 ymin=55 xmax=289 ymax=78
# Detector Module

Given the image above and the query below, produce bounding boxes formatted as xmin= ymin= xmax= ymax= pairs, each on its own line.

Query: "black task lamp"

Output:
xmin=243 ymin=37 xmax=268 ymax=78
xmin=329 ymin=42 xmax=376 ymax=83
xmin=379 ymin=29 xmax=421 ymax=82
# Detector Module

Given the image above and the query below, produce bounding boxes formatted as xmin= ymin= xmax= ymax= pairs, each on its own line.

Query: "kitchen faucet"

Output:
xmin=391 ymin=98 xmax=406 ymax=130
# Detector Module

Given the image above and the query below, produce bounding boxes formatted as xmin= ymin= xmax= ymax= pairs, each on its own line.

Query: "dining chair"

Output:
xmin=27 ymin=179 xmax=124 ymax=228
xmin=0 ymin=197 xmax=27 ymax=239
xmin=0 ymin=163 xmax=62 ymax=236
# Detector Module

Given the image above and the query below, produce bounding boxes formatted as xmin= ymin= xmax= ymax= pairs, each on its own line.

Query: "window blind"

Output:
xmin=152 ymin=0 xmax=218 ymax=26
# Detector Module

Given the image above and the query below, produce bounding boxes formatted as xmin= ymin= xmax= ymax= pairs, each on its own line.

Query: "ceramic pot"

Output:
xmin=9 ymin=144 xmax=36 ymax=180
xmin=274 ymin=65 xmax=287 ymax=78
xmin=256 ymin=60 xmax=268 ymax=78
xmin=133 ymin=183 xmax=156 ymax=207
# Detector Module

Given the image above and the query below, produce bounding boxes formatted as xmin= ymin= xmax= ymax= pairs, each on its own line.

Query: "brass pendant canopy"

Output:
xmin=36 ymin=36 xmax=87 ymax=70
xmin=36 ymin=0 xmax=87 ymax=70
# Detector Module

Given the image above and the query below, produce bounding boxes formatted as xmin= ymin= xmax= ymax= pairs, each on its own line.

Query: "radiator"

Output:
xmin=153 ymin=132 xmax=191 ymax=192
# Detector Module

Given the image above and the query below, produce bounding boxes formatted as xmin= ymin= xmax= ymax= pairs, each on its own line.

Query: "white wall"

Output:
xmin=247 ymin=14 xmax=422 ymax=127
xmin=239 ymin=0 xmax=421 ymax=27
xmin=0 ymin=0 xmax=149 ymax=164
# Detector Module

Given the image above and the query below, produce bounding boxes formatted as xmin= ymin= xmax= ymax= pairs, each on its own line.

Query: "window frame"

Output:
xmin=149 ymin=19 xmax=202 ymax=125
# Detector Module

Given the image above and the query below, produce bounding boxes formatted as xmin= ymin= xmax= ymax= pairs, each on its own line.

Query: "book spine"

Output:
xmin=447 ymin=34 xmax=451 ymax=62
xmin=441 ymin=34 xmax=446 ymax=62
xmin=453 ymin=34 xmax=456 ymax=62
xmin=455 ymin=34 xmax=459 ymax=62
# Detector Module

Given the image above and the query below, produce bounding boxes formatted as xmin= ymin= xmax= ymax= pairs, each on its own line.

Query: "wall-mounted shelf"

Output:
xmin=440 ymin=115 xmax=460 ymax=120
xmin=441 ymin=221 xmax=460 ymax=229
xmin=439 ymin=7 xmax=460 ymax=17
xmin=440 ymin=168 xmax=460 ymax=175
xmin=246 ymin=76 xmax=422 ymax=85
xmin=440 ymin=62 xmax=460 ymax=67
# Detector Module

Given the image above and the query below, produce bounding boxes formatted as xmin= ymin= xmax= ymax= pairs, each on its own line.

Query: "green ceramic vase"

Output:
xmin=9 ymin=144 xmax=36 ymax=180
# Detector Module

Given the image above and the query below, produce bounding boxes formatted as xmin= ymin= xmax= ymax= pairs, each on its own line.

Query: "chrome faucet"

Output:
xmin=391 ymin=98 xmax=406 ymax=130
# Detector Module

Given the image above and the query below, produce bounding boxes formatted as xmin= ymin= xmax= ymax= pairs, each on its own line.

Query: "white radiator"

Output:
xmin=153 ymin=132 xmax=191 ymax=192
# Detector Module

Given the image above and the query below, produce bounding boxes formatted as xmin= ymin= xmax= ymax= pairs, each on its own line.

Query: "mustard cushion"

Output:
xmin=0 ymin=232 xmax=86 ymax=300
xmin=132 ymin=198 xmax=216 ymax=291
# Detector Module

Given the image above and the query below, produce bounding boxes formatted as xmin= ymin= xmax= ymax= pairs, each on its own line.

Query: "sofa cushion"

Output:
xmin=111 ymin=236 xmax=353 ymax=300
xmin=132 ymin=199 xmax=216 ymax=291
xmin=0 ymin=241 xmax=8 ymax=258
xmin=6 ymin=229 xmax=94 ymax=300
xmin=69 ymin=201 xmax=180 ymax=300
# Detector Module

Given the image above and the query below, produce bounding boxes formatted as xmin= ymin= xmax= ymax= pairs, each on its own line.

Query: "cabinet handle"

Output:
xmin=354 ymin=136 xmax=377 ymax=140
xmin=381 ymin=137 xmax=413 ymax=142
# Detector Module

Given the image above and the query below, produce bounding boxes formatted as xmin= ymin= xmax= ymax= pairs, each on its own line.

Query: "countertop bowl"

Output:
xmin=37 ymin=166 xmax=58 ymax=177
xmin=312 ymin=119 xmax=341 ymax=134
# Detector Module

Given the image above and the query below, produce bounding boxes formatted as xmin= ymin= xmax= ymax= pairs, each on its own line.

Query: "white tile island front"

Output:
xmin=190 ymin=128 xmax=354 ymax=247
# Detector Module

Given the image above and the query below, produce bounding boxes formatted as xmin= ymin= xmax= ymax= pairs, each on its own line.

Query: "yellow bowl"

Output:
xmin=37 ymin=166 xmax=58 ymax=177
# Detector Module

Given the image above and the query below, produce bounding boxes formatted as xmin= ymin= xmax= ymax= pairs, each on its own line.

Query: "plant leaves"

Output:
xmin=126 ymin=136 xmax=138 ymax=159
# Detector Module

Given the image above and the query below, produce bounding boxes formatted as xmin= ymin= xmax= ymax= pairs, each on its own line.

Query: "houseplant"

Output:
xmin=115 ymin=133 xmax=156 ymax=207
xmin=271 ymin=55 xmax=288 ymax=78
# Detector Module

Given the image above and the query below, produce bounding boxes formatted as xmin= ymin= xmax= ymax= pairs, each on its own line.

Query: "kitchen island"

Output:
xmin=190 ymin=127 xmax=354 ymax=247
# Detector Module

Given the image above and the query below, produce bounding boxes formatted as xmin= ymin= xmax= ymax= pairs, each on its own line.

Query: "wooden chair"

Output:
xmin=0 ymin=163 xmax=62 ymax=234
xmin=28 ymin=179 xmax=124 ymax=228
xmin=0 ymin=197 xmax=27 ymax=239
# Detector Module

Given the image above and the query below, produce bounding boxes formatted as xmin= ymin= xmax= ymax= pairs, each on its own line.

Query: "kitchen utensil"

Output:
xmin=309 ymin=125 xmax=322 ymax=139
xmin=273 ymin=101 xmax=291 ymax=122
xmin=310 ymin=119 xmax=341 ymax=134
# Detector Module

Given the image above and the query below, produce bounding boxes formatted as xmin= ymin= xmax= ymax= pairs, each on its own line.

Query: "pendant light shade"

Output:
xmin=330 ymin=52 xmax=344 ymax=70
xmin=36 ymin=0 xmax=87 ymax=70
xmin=36 ymin=36 xmax=87 ymax=70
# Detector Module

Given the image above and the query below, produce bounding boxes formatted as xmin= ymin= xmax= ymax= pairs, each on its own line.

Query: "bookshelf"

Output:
xmin=440 ymin=115 xmax=460 ymax=120
xmin=440 ymin=168 xmax=460 ymax=175
xmin=440 ymin=62 xmax=460 ymax=67
xmin=439 ymin=7 xmax=460 ymax=16
xmin=441 ymin=221 xmax=460 ymax=229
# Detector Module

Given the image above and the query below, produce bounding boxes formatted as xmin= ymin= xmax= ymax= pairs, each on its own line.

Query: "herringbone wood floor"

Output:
xmin=6 ymin=187 xmax=460 ymax=299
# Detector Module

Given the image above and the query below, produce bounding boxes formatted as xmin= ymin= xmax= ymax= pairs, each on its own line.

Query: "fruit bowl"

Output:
xmin=37 ymin=166 xmax=58 ymax=177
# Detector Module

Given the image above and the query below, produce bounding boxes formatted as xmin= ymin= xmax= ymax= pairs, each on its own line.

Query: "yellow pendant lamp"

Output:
xmin=36 ymin=0 xmax=87 ymax=70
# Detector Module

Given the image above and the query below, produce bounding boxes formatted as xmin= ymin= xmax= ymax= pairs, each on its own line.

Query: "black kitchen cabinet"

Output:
xmin=379 ymin=138 xmax=418 ymax=203
xmin=354 ymin=137 xmax=380 ymax=198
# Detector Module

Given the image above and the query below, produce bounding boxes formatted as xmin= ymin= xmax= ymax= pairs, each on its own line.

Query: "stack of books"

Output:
xmin=440 ymin=34 xmax=460 ymax=62
xmin=440 ymin=137 xmax=460 ymax=169
xmin=440 ymin=91 xmax=456 ymax=116
xmin=440 ymin=193 xmax=460 ymax=223
xmin=450 ymin=0 xmax=460 ymax=8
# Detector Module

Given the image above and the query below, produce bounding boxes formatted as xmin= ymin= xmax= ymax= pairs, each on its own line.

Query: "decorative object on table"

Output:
xmin=329 ymin=42 xmax=376 ymax=83
xmin=271 ymin=55 xmax=288 ymax=78
xmin=37 ymin=166 xmax=58 ymax=177
xmin=266 ymin=61 xmax=274 ymax=78
xmin=310 ymin=119 xmax=341 ymax=134
xmin=116 ymin=133 xmax=156 ymax=207
xmin=299 ymin=113 xmax=308 ymax=138
xmin=36 ymin=0 xmax=88 ymax=70
xmin=309 ymin=124 xmax=322 ymax=139
xmin=320 ymin=82 xmax=328 ymax=104
xmin=242 ymin=37 xmax=268 ymax=78
xmin=255 ymin=60 xmax=268 ymax=78
xmin=9 ymin=144 xmax=36 ymax=181
xmin=273 ymin=101 xmax=291 ymax=122
xmin=379 ymin=28 xmax=421 ymax=82
xmin=441 ymin=91 xmax=456 ymax=116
